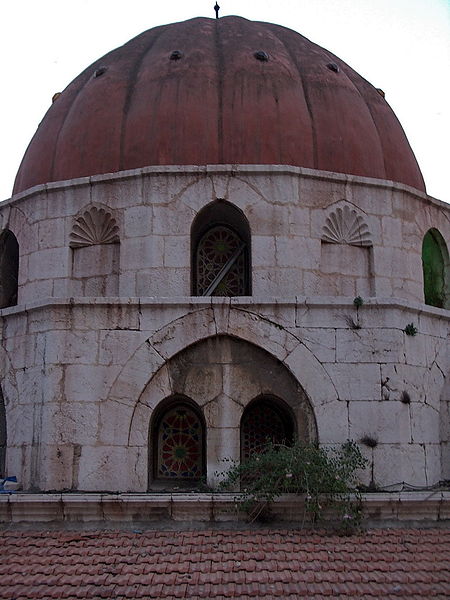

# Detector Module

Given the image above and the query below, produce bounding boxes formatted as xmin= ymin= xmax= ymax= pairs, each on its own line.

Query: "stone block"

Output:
xmin=121 ymin=236 xmax=164 ymax=271
xmin=380 ymin=363 xmax=428 ymax=403
xmin=314 ymin=400 xmax=349 ymax=443
xmin=424 ymin=444 xmax=442 ymax=486
xmin=325 ymin=363 xmax=381 ymax=401
xmin=203 ymin=394 xmax=243 ymax=429
xmin=41 ymin=401 xmax=100 ymax=446
xmin=184 ymin=364 xmax=223 ymax=407
xmin=77 ymin=445 xmax=147 ymax=492
xmin=28 ymin=247 xmax=71 ymax=280
xmin=348 ymin=401 xmax=411 ymax=444
xmin=163 ymin=235 xmax=190 ymax=268
xmin=71 ymin=303 xmax=140 ymax=332
xmin=206 ymin=427 xmax=240 ymax=486
xmin=296 ymin=327 xmax=336 ymax=363
xmin=72 ymin=244 xmax=119 ymax=278
xmin=251 ymin=235 xmax=276 ymax=268
xmin=228 ymin=307 xmax=298 ymax=361
xmin=410 ymin=403 xmax=440 ymax=444
xmin=135 ymin=267 xmax=190 ymax=296
xmin=128 ymin=402 xmax=153 ymax=446
xmin=20 ymin=279 xmax=54 ymax=304
xmin=123 ymin=205 xmax=153 ymax=238
xmin=151 ymin=199 xmax=197 ymax=236
xmin=373 ymin=443 xmax=426 ymax=488
xmin=5 ymin=334 xmax=36 ymax=370
xmin=284 ymin=343 xmax=338 ymax=407
xmin=381 ymin=216 xmax=403 ymax=248
xmin=44 ymin=330 xmax=98 ymax=365
xmin=38 ymin=218 xmax=66 ymax=249
xmin=246 ymin=203 xmax=290 ymax=236
xmin=64 ymin=364 xmax=121 ymax=403
xmin=253 ymin=266 xmax=303 ymax=297
xmin=38 ymin=444 xmax=76 ymax=490
xmin=151 ymin=308 xmax=216 ymax=360
xmin=139 ymin=364 xmax=173 ymax=410
xmin=336 ymin=328 xmax=404 ymax=363
xmin=98 ymin=399 xmax=136 ymax=445
xmin=98 ymin=330 xmax=146 ymax=366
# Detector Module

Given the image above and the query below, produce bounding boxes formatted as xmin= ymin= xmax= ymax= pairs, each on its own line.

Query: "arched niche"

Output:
xmin=320 ymin=203 xmax=373 ymax=296
xmin=241 ymin=395 xmax=295 ymax=460
xmin=69 ymin=205 xmax=120 ymax=296
xmin=149 ymin=395 xmax=206 ymax=488
xmin=0 ymin=230 xmax=19 ymax=309
xmin=191 ymin=200 xmax=251 ymax=296
xmin=422 ymin=228 xmax=449 ymax=309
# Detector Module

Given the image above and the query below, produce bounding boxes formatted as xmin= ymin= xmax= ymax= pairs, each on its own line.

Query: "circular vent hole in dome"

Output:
xmin=326 ymin=62 xmax=340 ymax=73
xmin=93 ymin=66 xmax=108 ymax=78
xmin=170 ymin=50 xmax=183 ymax=60
xmin=254 ymin=50 xmax=269 ymax=62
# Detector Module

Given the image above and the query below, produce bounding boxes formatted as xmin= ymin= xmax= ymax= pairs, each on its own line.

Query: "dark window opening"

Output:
xmin=0 ymin=230 xmax=19 ymax=309
xmin=192 ymin=200 xmax=251 ymax=296
xmin=241 ymin=396 xmax=295 ymax=461
xmin=422 ymin=228 xmax=449 ymax=309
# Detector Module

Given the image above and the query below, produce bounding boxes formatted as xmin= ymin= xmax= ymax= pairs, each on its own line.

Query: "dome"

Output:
xmin=13 ymin=16 xmax=425 ymax=195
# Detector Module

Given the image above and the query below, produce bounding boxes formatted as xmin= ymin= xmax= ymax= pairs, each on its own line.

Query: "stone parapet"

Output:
xmin=0 ymin=492 xmax=449 ymax=529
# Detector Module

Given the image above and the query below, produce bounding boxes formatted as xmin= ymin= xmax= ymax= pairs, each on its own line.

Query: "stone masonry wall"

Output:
xmin=0 ymin=298 xmax=448 ymax=492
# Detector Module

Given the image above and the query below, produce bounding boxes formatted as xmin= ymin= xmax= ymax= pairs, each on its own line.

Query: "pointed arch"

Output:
xmin=422 ymin=228 xmax=449 ymax=309
xmin=191 ymin=200 xmax=251 ymax=296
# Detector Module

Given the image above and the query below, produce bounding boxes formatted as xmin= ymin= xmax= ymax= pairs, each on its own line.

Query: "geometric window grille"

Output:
xmin=156 ymin=404 xmax=203 ymax=480
xmin=195 ymin=225 xmax=248 ymax=296
xmin=241 ymin=397 xmax=294 ymax=461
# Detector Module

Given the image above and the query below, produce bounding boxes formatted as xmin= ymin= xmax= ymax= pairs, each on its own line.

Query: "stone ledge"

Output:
xmin=1 ymin=296 xmax=449 ymax=319
xmin=0 ymin=492 xmax=448 ymax=528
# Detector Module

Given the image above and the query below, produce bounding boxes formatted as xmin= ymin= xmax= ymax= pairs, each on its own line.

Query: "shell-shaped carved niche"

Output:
xmin=70 ymin=207 xmax=119 ymax=248
xmin=322 ymin=204 xmax=372 ymax=246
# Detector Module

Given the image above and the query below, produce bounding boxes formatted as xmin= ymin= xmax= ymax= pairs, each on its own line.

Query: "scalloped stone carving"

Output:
xmin=70 ymin=207 xmax=119 ymax=248
xmin=322 ymin=205 xmax=372 ymax=246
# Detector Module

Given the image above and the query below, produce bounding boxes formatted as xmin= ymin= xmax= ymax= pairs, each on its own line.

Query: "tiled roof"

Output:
xmin=1 ymin=528 xmax=449 ymax=599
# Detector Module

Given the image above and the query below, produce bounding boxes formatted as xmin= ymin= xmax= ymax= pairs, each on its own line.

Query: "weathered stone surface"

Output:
xmin=0 ymin=166 xmax=448 ymax=493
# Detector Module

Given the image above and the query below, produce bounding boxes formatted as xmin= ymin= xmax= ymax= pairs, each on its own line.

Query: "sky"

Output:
xmin=1 ymin=0 xmax=449 ymax=202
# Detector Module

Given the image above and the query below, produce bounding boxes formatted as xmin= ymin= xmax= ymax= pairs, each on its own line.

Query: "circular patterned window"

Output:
xmin=196 ymin=225 xmax=247 ymax=296
xmin=156 ymin=404 xmax=204 ymax=479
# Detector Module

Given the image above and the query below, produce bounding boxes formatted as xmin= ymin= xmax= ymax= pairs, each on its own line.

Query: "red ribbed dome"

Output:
xmin=13 ymin=16 xmax=425 ymax=194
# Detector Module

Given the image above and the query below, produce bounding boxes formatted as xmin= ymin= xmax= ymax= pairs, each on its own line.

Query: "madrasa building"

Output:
xmin=0 ymin=15 xmax=449 ymax=500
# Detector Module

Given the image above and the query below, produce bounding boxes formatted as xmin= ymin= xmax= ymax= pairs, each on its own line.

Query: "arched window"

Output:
xmin=152 ymin=398 xmax=205 ymax=482
xmin=241 ymin=396 xmax=295 ymax=461
xmin=0 ymin=230 xmax=19 ymax=309
xmin=192 ymin=201 xmax=251 ymax=296
xmin=422 ymin=228 xmax=449 ymax=309
xmin=0 ymin=386 xmax=6 ymax=478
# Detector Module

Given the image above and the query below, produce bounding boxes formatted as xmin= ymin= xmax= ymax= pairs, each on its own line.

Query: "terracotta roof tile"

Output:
xmin=1 ymin=528 xmax=450 ymax=599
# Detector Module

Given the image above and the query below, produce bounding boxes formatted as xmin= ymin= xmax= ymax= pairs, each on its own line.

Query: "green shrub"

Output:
xmin=219 ymin=440 xmax=368 ymax=529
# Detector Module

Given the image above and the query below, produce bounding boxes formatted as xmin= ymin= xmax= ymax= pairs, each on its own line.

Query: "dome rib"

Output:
xmin=119 ymin=26 xmax=166 ymax=171
xmin=12 ymin=16 xmax=425 ymax=195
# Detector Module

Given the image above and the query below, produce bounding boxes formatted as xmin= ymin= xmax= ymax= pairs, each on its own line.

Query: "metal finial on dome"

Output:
xmin=214 ymin=2 xmax=220 ymax=18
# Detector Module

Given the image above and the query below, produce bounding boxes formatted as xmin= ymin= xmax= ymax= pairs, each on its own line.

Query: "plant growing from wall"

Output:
xmin=219 ymin=440 xmax=368 ymax=530
xmin=404 ymin=323 xmax=418 ymax=336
